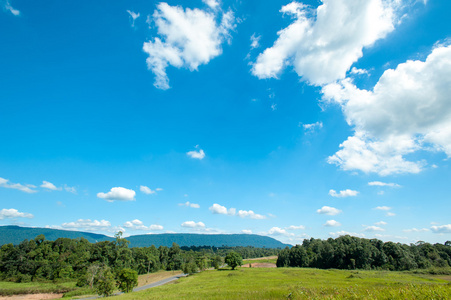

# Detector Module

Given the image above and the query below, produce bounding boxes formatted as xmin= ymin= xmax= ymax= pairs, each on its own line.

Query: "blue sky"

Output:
xmin=1 ymin=0 xmax=450 ymax=245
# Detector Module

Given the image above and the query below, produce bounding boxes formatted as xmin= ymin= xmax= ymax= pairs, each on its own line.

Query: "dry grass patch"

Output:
xmin=137 ymin=270 xmax=183 ymax=287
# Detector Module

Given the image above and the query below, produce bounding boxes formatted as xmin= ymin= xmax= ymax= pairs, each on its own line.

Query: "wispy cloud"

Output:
xmin=180 ymin=201 xmax=200 ymax=208
xmin=0 ymin=177 xmax=37 ymax=194
xmin=329 ymin=189 xmax=358 ymax=198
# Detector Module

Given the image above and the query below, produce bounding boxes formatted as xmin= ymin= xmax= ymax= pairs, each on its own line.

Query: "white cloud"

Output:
xmin=143 ymin=2 xmax=235 ymax=89
xmin=187 ymin=149 xmax=206 ymax=160
xmin=0 ymin=208 xmax=33 ymax=220
xmin=286 ymin=225 xmax=305 ymax=230
xmin=364 ymin=225 xmax=385 ymax=232
xmin=368 ymin=181 xmax=401 ymax=188
xmin=181 ymin=221 xmax=206 ymax=228
xmin=350 ymin=67 xmax=369 ymax=75
xmin=329 ymin=231 xmax=365 ymax=238
xmin=252 ymin=0 xmax=397 ymax=85
xmin=209 ymin=203 xmax=235 ymax=215
xmin=41 ymin=181 xmax=61 ymax=191
xmin=386 ymin=212 xmax=396 ymax=217
xmin=250 ymin=33 xmax=261 ymax=49
xmin=149 ymin=224 xmax=164 ymax=230
xmin=180 ymin=201 xmax=200 ymax=208
xmin=302 ymin=121 xmax=323 ymax=133
xmin=267 ymin=227 xmax=294 ymax=237
xmin=123 ymin=219 xmax=163 ymax=231
xmin=374 ymin=206 xmax=392 ymax=211
xmin=329 ymin=189 xmax=358 ymax=198
xmin=270 ymin=103 xmax=277 ymax=111
xmin=97 ymin=187 xmax=136 ymax=202
xmin=127 ymin=10 xmax=140 ymax=27
xmin=403 ymin=228 xmax=429 ymax=233
xmin=324 ymin=220 xmax=341 ymax=227
xmin=203 ymin=0 xmax=219 ymax=10
xmin=0 ymin=177 xmax=37 ymax=194
xmin=324 ymin=45 xmax=451 ymax=175
xmin=61 ymin=219 xmax=112 ymax=232
xmin=317 ymin=206 xmax=342 ymax=216
xmin=237 ymin=210 xmax=267 ymax=220
xmin=431 ymin=224 xmax=451 ymax=234
xmin=3 ymin=0 xmax=20 ymax=16
xmin=241 ymin=229 xmax=252 ymax=234
xmin=140 ymin=185 xmax=162 ymax=195
xmin=375 ymin=221 xmax=387 ymax=226
xmin=64 ymin=185 xmax=77 ymax=194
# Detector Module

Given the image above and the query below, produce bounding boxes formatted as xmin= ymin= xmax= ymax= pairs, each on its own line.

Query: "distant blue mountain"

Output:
xmin=0 ymin=225 xmax=289 ymax=248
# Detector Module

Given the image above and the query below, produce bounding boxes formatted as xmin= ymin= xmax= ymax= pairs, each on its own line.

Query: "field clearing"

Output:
xmin=137 ymin=270 xmax=183 ymax=287
xmin=117 ymin=268 xmax=451 ymax=299
xmin=242 ymin=256 xmax=277 ymax=265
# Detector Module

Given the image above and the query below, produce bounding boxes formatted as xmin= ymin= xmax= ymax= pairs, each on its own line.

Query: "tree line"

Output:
xmin=277 ymin=235 xmax=451 ymax=271
xmin=0 ymin=232 xmax=279 ymax=284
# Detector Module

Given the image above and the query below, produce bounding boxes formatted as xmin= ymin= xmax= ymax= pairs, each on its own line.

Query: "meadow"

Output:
xmin=117 ymin=267 xmax=451 ymax=300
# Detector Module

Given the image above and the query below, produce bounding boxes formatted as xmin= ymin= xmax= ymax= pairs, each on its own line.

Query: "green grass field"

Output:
xmin=117 ymin=268 xmax=451 ymax=300
xmin=0 ymin=280 xmax=77 ymax=296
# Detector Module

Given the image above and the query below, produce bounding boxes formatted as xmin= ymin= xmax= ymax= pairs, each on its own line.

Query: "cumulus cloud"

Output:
xmin=3 ymin=0 xmax=20 ymax=16
xmin=97 ymin=187 xmax=136 ymax=202
xmin=61 ymin=219 xmax=113 ymax=232
xmin=252 ymin=0 xmax=398 ymax=85
xmin=123 ymin=219 xmax=163 ymax=231
xmin=431 ymin=224 xmax=451 ymax=233
xmin=127 ymin=10 xmax=140 ymax=27
xmin=317 ymin=206 xmax=342 ymax=216
xmin=324 ymin=45 xmax=451 ymax=175
xmin=364 ymin=225 xmax=385 ymax=232
xmin=0 ymin=208 xmax=33 ymax=220
xmin=241 ymin=229 xmax=252 ymax=234
xmin=237 ymin=210 xmax=267 ymax=220
xmin=329 ymin=189 xmax=358 ymax=198
xmin=41 ymin=181 xmax=61 ymax=191
xmin=187 ymin=149 xmax=206 ymax=160
xmin=286 ymin=225 xmax=305 ymax=230
xmin=143 ymin=2 xmax=235 ymax=89
xmin=209 ymin=203 xmax=235 ymax=215
xmin=267 ymin=227 xmax=294 ymax=237
xmin=0 ymin=177 xmax=36 ymax=194
xmin=324 ymin=220 xmax=341 ymax=227
xmin=203 ymin=0 xmax=219 ymax=10
xmin=180 ymin=201 xmax=200 ymax=208
xmin=368 ymin=181 xmax=401 ymax=188
xmin=181 ymin=221 xmax=206 ymax=228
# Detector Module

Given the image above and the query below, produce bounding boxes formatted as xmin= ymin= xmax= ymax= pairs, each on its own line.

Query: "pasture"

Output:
xmin=117 ymin=267 xmax=451 ymax=300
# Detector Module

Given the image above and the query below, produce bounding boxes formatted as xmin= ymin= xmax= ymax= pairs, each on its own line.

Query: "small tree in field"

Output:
xmin=95 ymin=266 xmax=115 ymax=297
xmin=225 ymin=251 xmax=243 ymax=270
xmin=117 ymin=268 xmax=138 ymax=293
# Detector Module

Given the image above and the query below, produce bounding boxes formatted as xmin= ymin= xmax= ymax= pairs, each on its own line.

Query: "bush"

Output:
xmin=116 ymin=268 xmax=138 ymax=293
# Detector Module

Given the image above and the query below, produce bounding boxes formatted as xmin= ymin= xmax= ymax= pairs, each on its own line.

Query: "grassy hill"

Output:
xmin=0 ymin=225 xmax=289 ymax=248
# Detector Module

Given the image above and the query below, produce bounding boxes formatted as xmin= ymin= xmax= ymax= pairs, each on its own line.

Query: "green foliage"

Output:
xmin=277 ymin=235 xmax=451 ymax=272
xmin=116 ymin=268 xmax=138 ymax=293
xmin=95 ymin=266 xmax=115 ymax=297
xmin=225 ymin=251 xmax=243 ymax=270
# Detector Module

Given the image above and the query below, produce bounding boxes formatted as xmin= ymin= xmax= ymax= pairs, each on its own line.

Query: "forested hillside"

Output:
xmin=0 ymin=226 xmax=289 ymax=248
xmin=0 ymin=233 xmax=279 ymax=283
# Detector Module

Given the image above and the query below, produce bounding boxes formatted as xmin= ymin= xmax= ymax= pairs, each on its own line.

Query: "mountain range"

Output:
xmin=0 ymin=225 xmax=289 ymax=248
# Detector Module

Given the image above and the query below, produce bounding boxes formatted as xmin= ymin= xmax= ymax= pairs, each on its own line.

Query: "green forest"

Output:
xmin=0 ymin=232 xmax=278 ymax=284
xmin=277 ymin=235 xmax=451 ymax=271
